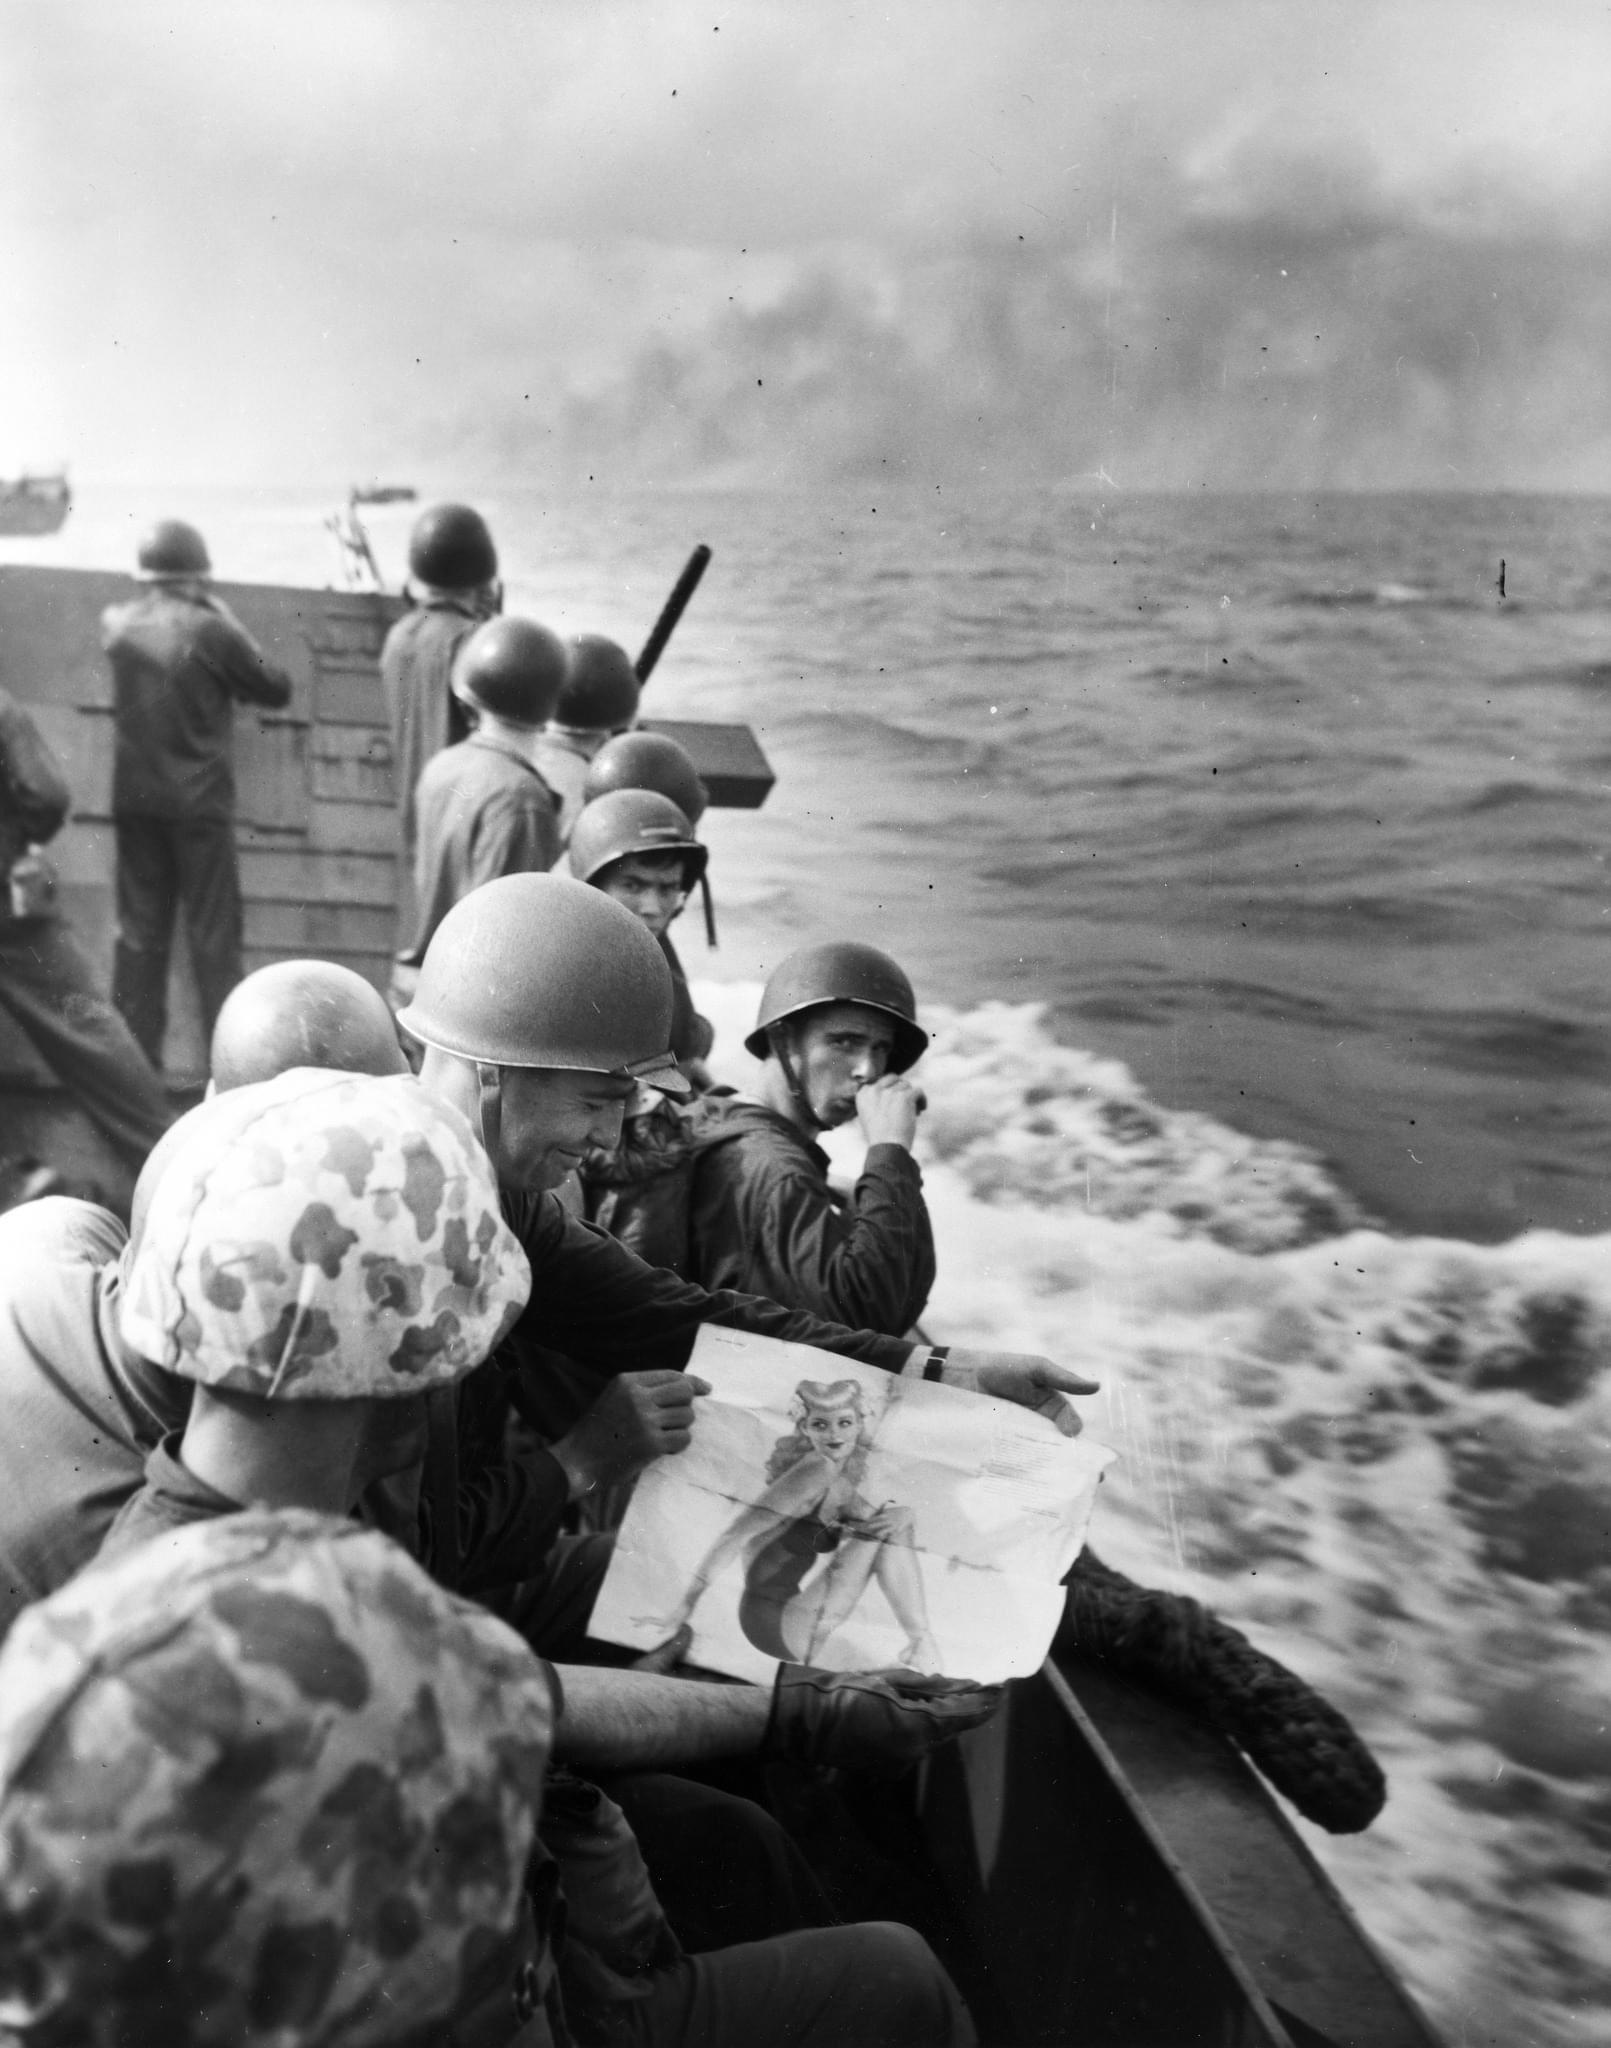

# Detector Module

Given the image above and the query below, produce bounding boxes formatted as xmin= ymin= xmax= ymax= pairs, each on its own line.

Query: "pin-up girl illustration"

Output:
xmin=661 ymin=1377 xmax=939 ymax=1670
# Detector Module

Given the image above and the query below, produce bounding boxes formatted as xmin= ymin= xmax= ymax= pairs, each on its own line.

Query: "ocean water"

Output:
xmin=10 ymin=481 xmax=1611 ymax=2042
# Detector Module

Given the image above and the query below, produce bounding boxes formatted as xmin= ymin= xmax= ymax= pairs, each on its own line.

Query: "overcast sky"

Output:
xmin=6 ymin=0 xmax=1611 ymax=491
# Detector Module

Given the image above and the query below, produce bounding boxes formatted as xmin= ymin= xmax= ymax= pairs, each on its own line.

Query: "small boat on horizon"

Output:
xmin=0 ymin=471 xmax=71 ymax=537
xmin=349 ymin=483 xmax=417 ymax=505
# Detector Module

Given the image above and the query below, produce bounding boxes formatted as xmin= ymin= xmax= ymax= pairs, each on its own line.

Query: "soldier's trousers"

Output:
xmin=0 ymin=912 xmax=175 ymax=1173
xmin=606 ymin=1922 xmax=976 ymax=2048
xmin=112 ymin=814 xmax=244 ymax=1068
xmin=487 ymin=1548 xmax=977 ymax=2046
xmin=487 ymin=1539 xmax=836 ymax=1957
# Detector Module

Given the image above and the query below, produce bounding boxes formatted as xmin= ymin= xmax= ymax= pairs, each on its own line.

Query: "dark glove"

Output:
xmin=765 ymin=1664 xmax=1004 ymax=1776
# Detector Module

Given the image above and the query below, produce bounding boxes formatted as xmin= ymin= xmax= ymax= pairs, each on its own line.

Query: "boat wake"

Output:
xmin=696 ymin=983 xmax=1611 ymax=2044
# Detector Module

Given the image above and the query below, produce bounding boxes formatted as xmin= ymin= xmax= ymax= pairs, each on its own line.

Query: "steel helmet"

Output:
xmin=569 ymin=789 xmax=708 ymax=892
xmin=120 ymin=1067 xmax=530 ymax=1399
xmin=136 ymin=518 xmax=211 ymax=579
xmin=407 ymin=501 xmax=499 ymax=589
xmin=0 ymin=1508 xmax=554 ymax=2048
xmin=583 ymin=729 xmax=709 ymax=825
xmin=451 ymin=615 xmax=568 ymax=728
xmin=745 ymin=941 xmax=928 ymax=1072
xmin=398 ymin=872 xmax=689 ymax=1093
xmin=210 ymin=958 xmax=407 ymax=1091
xmin=552 ymin=633 xmax=641 ymax=733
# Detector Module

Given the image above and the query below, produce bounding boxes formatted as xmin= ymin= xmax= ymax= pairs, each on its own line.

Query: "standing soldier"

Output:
xmin=391 ymin=615 xmax=569 ymax=1010
xmin=0 ymin=684 xmax=173 ymax=1202
xmin=101 ymin=518 xmax=294 ymax=1069
xmin=534 ymin=632 xmax=642 ymax=842
xmin=382 ymin=500 xmax=501 ymax=872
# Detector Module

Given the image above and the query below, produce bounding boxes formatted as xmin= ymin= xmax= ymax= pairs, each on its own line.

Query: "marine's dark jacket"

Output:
xmin=685 ymin=1100 xmax=934 ymax=1337
xmin=100 ymin=588 xmax=293 ymax=820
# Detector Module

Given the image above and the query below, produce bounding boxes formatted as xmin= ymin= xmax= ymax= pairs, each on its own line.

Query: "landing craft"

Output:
xmin=0 ymin=551 xmax=1443 ymax=2048
xmin=0 ymin=471 xmax=71 ymax=537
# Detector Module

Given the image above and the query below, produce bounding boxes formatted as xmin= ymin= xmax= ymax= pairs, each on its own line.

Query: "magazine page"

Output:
xmin=589 ymin=1325 xmax=1116 ymax=1685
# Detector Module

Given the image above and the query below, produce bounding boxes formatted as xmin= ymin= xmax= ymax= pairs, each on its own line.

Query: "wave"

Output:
xmin=1461 ymin=777 xmax=1558 ymax=813
xmin=1284 ymin=582 xmax=1440 ymax=609
xmin=1225 ymin=890 xmax=1468 ymax=940
xmin=1413 ymin=1006 xmax=1611 ymax=1085
xmin=750 ymin=705 xmax=972 ymax=756
xmin=913 ymin=998 xmax=1369 ymax=1250
xmin=1498 ymin=661 xmax=1611 ymax=691
xmin=693 ymin=985 xmax=1611 ymax=2044
xmin=1128 ymin=651 xmax=1300 ymax=688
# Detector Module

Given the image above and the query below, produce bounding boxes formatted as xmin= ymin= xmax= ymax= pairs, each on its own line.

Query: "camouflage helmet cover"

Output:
xmin=0 ymin=1508 xmax=556 ymax=2047
xmin=120 ymin=1067 xmax=530 ymax=1399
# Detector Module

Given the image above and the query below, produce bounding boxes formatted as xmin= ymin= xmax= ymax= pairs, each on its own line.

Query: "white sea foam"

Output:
xmin=695 ymin=981 xmax=1611 ymax=2046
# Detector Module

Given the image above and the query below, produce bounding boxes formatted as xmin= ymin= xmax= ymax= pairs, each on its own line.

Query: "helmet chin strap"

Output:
xmin=770 ymin=1028 xmax=827 ymax=1135
xmin=475 ymin=1061 xmax=504 ymax=1169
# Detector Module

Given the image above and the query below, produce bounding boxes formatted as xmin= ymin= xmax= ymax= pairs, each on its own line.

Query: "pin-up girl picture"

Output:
xmin=659 ymin=1378 xmax=939 ymax=1670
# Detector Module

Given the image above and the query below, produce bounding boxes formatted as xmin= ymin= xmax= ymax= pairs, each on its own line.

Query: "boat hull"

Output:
xmin=920 ymin=1655 xmax=1443 ymax=2047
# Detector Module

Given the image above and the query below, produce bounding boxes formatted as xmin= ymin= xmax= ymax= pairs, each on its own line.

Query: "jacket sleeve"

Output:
xmin=450 ymin=1449 xmax=574 ymax=1595
xmin=392 ymin=1377 xmax=573 ymax=1593
xmin=499 ymin=1191 xmax=916 ymax=1386
xmin=196 ymin=609 xmax=295 ymax=710
xmin=710 ymin=1141 xmax=935 ymax=1335
xmin=0 ymin=687 xmax=72 ymax=844
xmin=360 ymin=1447 xmax=574 ymax=1594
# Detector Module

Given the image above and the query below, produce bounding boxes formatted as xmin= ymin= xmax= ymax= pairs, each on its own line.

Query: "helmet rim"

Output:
xmin=398 ymin=874 xmax=692 ymax=1094
xmin=744 ymin=941 xmax=927 ymax=1072
xmin=568 ymin=789 xmax=707 ymax=891
xmin=395 ymin=1004 xmax=692 ymax=1095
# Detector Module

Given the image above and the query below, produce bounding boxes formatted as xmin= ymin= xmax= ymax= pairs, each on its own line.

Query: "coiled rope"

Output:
xmin=1061 ymin=1550 xmax=1387 ymax=1834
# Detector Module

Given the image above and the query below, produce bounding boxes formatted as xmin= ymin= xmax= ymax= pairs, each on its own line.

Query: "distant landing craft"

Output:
xmin=0 ymin=472 xmax=70 ymax=537
xmin=349 ymin=484 xmax=418 ymax=505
